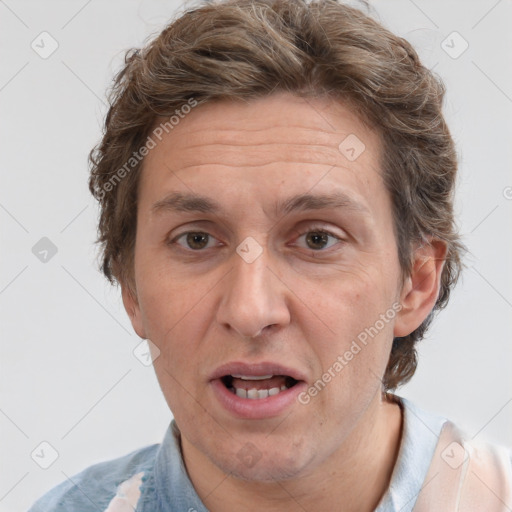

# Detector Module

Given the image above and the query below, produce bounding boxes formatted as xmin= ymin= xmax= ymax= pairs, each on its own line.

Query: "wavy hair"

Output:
xmin=89 ymin=0 xmax=465 ymax=390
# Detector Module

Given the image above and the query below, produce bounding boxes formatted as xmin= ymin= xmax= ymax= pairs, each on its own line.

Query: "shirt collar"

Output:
xmin=375 ymin=395 xmax=447 ymax=511
xmin=152 ymin=420 xmax=210 ymax=512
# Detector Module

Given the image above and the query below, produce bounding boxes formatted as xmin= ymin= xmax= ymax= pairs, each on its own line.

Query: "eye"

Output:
xmin=171 ymin=231 xmax=220 ymax=251
xmin=293 ymin=228 xmax=343 ymax=251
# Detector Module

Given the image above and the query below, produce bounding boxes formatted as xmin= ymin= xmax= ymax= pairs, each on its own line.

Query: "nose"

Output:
xmin=215 ymin=245 xmax=291 ymax=339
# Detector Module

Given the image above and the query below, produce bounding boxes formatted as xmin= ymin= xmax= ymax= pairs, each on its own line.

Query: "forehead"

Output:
xmin=139 ymin=92 xmax=386 ymax=215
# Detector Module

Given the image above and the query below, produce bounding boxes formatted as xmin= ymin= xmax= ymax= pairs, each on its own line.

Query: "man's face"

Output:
xmin=124 ymin=92 xmax=406 ymax=480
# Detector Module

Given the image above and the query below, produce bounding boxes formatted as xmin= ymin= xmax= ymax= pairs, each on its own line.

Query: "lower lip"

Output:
xmin=210 ymin=379 xmax=307 ymax=419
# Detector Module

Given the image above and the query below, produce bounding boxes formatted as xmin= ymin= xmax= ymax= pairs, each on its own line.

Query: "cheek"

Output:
xmin=303 ymin=268 xmax=396 ymax=400
xmin=309 ymin=267 xmax=392 ymax=341
xmin=134 ymin=256 xmax=223 ymax=374
xmin=139 ymin=285 xmax=208 ymax=366
xmin=135 ymin=252 xmax=208 ymax=338
xmin=138 ymin=279 xmax=211 ymax=417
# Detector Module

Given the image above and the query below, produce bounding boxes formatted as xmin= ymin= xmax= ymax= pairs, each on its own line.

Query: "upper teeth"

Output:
xmin=231 ymin=374 xmax=274 ymax=380
xmin=234 ymin=386 xmax=288 ymax=399
xmin=227 ymin=374 xmax=293 ymax=399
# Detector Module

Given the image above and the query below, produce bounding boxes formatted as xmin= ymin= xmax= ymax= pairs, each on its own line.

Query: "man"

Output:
xmin=29 ymin=0 xmax=512 ymax=510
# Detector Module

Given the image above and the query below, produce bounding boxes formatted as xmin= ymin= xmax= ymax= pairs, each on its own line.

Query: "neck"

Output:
xmin=181 ymin=392 xmax=403 ymax=512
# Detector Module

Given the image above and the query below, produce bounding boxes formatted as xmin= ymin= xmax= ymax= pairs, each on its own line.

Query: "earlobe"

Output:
xmin=121 ymin=282 xmax=147 ymax=339
xmin=393 ymin=239 xmax=447 ymax=338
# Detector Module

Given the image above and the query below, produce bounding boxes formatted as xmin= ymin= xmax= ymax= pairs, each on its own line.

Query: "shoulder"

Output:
xmin=28 ymin=443 xmax=159 ymax=512
xmin=416 ymin=420 xmax=512 ymax=511
xmin=379 ymin=396 xmax=512 ymax=512
xmin=395 ymin=396 xmax=512 ymax=512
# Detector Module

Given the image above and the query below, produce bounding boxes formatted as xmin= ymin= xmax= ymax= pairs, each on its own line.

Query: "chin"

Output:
xmin=207 ymin=436 xmax=317 ymax=482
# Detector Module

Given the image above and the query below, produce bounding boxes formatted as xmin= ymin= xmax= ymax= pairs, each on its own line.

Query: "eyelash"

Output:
xmin=169 ymin=225 xmax=344 ymax=253
xmin=290 ymin=226 xmax=343 ymax=252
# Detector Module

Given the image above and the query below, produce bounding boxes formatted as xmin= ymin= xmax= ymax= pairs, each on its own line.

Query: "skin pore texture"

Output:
xmin=121 ymin=92 xmax=446 ymax=511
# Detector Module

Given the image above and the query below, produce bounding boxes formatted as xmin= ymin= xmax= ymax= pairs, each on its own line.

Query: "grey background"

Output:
xmin=1 ymin=0 xmax=511 ymax=510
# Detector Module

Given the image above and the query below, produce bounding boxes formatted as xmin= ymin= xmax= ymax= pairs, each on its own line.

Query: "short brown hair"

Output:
xmin=89 ymin=0 xmax=465 ymax=390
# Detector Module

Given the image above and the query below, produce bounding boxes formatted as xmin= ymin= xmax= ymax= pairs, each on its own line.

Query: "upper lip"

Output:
xmin=209 ymin=361 xmax=307 ymax=382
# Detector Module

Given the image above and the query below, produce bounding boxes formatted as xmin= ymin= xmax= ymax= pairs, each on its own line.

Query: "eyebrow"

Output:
xmin=150 ymin=191 xmax=371 ymax=217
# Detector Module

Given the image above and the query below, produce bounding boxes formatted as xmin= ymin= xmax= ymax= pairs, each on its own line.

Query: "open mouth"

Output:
xmin=221 ymin=374 xmax=299 ymax=400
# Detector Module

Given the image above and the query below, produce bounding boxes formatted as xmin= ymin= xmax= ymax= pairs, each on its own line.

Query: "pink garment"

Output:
xmin=414 ymin=421 xmax=512 ymax=511
xmin=103 ymin=472 xmax=144 ymax=512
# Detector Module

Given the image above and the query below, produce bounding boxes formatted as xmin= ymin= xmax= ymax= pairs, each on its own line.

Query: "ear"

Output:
xmin=121 ymin=280 xmax=147 ymax=339
xmin=394 ymin=239 xmax=447 ymax=338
